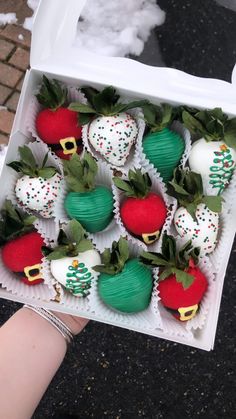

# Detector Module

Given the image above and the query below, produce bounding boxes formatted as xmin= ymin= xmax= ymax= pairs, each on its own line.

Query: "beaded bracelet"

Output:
xmin=23 ymin=304 xmax=74 ymax=344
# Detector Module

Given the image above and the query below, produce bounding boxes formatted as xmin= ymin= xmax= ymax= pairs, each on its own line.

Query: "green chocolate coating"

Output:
xmin=64 ymin=186 xmax=114 ymax=233
xmin=98 ymin=259 xmax=153 ymax=313
xmin=142 ymin=127 xmax=185 ymax=182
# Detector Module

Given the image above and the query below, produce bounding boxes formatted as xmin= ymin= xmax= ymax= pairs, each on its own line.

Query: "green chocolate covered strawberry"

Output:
xmin=0 ymin=200 xmax=45 ymax=286
xmin=113 ymin=169 xmax=167 ymax=244
xmin=63 ymin=152 xmax=114 ymax=233
xmin=140 ymin=234 xmax=208 ymax=321
xmin=35 ymin=76 xmax=83 ymax=159
xmin=43 ymin=220 xmax=100 ymax=297
xmin=94 ymin=237 xmax=153 ymax=313
xmin=142 ymin=103 xmax=185 ymax=182
xmin=69 ymin=86 xmax=147 ymax=166
xmin=8 ymin=145 xmax=62 ymax=218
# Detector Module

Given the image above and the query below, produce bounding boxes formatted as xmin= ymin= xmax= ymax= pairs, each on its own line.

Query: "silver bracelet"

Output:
xmin=23 ymin=304 xmax=74 ymax=344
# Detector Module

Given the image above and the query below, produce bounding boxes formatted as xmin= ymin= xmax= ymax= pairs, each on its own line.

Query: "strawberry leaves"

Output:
xmin=36 ymin=75 xmax=67 ymax=110
xmin=8 ymin=145 xmax=58 ymax=179
xmin=168 ymin=168 xmax=223 ymax=218
xmin=63 ymin=152 xmax=98 ymax=192
xmin=0 ymin=200 xmax=37 ymax=245
xmin=140 ymin=234 xmax=199 ymax=289
xmin=182 ymin=107 xmax=236 ymax=149
xmin=69 ymin=85 xmax=148 ymax=124
xmin=93 ymin=237 xmax=129 ymax=275
xmin=143 ymin=103 xmax=176 ymax=132
xmin=113 ymin=169 xmax=151 ymax=198
xmin=43 ymin=219 xmax=94 ymax=260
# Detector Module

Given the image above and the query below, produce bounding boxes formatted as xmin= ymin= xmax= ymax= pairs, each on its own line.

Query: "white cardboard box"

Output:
xmin=0 ymin=0 xmax=236 ymax=351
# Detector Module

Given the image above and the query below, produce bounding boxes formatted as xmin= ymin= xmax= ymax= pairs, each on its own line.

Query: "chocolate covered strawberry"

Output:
xmin=140 ymin=234 xmax=208 ymax=321
xmin=182 ymin=107 xmax=236 ymax=195
xmin=64 ymin=152 xmax=114 ymax=233
xmin=0 ymin=200 xmax=44 ymax=285
xmin=94 ymin=237 xmax=153 ymax=313
xmin=43 ymin=220 xmax=101 ymax=297
xmin=113 ymin=169 xmax=167 ymax=244
xmin=168 ymin=168 xmax=223 ymax=256
xmin=35 ymin=76 xmax=83 ymax=159
xmin=142 ymin=103 xmax=185 ymax=182
xmin=69 ymin=86 xmax=147 ymax=166
xmin=8 ymin=145 xmax=62 ymax=218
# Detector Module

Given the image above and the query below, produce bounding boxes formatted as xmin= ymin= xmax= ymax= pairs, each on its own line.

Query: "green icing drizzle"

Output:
xmin=98 ymin=259 xmax=153 ymax=313
xmin=209 ymin=146 xmax=235 ymax=195
xmin=142 ymin=128 xmax=185 ymax=182
xmin=64 ymin=185 xmax=114 ymax=233
xmin=66 ymin=262 xmax=92 ymax=297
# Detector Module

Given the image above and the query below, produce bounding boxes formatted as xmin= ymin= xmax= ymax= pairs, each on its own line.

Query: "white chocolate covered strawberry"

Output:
xmin=8 ymin=145 xmax=62 ymax=218
xmin=168 ymin=168 xmax=222 ymax=256
xmin=43 ymin=220 xmax=101 ymax=297
xmin=69 ymin=86 xmax=147 ymax=167
xmin=183 ymin=108 xmax=236 ymax=195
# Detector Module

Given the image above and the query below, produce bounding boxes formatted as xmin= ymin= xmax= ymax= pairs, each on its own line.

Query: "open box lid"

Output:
xmin=31 ymin=0 xmax=236 ymax=113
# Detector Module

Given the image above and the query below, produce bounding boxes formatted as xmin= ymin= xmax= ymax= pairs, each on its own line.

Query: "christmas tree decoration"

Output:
xmin=63 ymin=152 xmax=114 ymax=233
xmin=0 ymin=200 xmax=44 ymax=285
xmin=94 ymin=237 xmax=153 ymax=313
xmin=35 ymin=76 xmax=83 ymax=159
xmin=183 ymin=107 xmax=236 ymax=195
xmin=140 ymin=234 xmax=208 ymax=321
xmin=113 ymin=169 xmax=167 ymax=244
xmin=8 ymin=145 xmax=62 ymax=218
xmin=43 ymin=219 xmax=101 ymax=297
xmin=69 ymin=85 xmax=147 ymax=166
xmin=168 ymin=168 xmax=222 ymax=256
xmin=142 ymin=103 xmax=185 ymax=182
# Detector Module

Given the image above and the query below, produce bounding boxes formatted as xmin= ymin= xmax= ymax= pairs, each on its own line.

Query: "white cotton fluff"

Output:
xmin=24 ymin=0 xmax=165 ymax=57
xmin=23 ymin=0 xmax=39 ymax=31
xmin=76 ymin=0 xmax=166 ymax=56
xmin=0 ymin=13 xmax=17 ymax=26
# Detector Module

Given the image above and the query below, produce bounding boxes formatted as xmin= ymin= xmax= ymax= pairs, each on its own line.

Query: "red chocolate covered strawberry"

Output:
xmin=140 ymin=234 xmax=208 ymax=321
xmin=35 ymin=76 xmax=82 ymax=159
xmin=113 ymin=169 xmax=167 ymax=244
xmin=0 ymin=200 xmax=45 ymax=285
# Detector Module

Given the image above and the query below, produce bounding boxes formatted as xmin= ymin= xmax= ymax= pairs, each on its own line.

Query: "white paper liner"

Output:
xmin=112 ymin=165 xmax=177 ymax=252
xmin=154 ymin=256 xmax=215 ymax=338
xmin=209 ymin=208 xmax=234 ymax=275
xmin=88 ymin=241 xmax=163 ymax=331
xmin=82 ymin=108 xmax=145 ymax=175
xmin=0 ymin=239 xmax=56 ymax=302
xmin=27 ymin=86 xmax=87 ymax=140
xmin=137 ymin=121 xmax=191 ymax=186
xmin=7 ymin=140 xmax=63 ymax=220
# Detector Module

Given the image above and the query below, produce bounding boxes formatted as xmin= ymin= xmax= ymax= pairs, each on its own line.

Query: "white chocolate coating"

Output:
xmin=15 ymin=173 xmax=62 ymax=218
xmin=174 ymin=203 xmax=219 ymax=256
xmin=189 ymin=138 xmax=236 ymax=195
xmin=88 ymin=112 xmax=138 ymax=166
xmin=50 ymin=249 xmax=101 ymax=297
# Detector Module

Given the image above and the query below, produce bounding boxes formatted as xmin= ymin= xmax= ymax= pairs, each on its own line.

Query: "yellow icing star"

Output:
xmin=72 ymin=259 xmax=79 ymax=268
xmin=220 ymin=144 xmax=228 ymax=152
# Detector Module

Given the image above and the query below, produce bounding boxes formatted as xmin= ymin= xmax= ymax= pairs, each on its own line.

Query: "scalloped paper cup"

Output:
xmin=82 ymin=108 xmax=145 ymax=175
xmin=138 ymin=121 xmax=191 ymax=186
xmin=112 ymin=165 xmax=177 ymax=252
